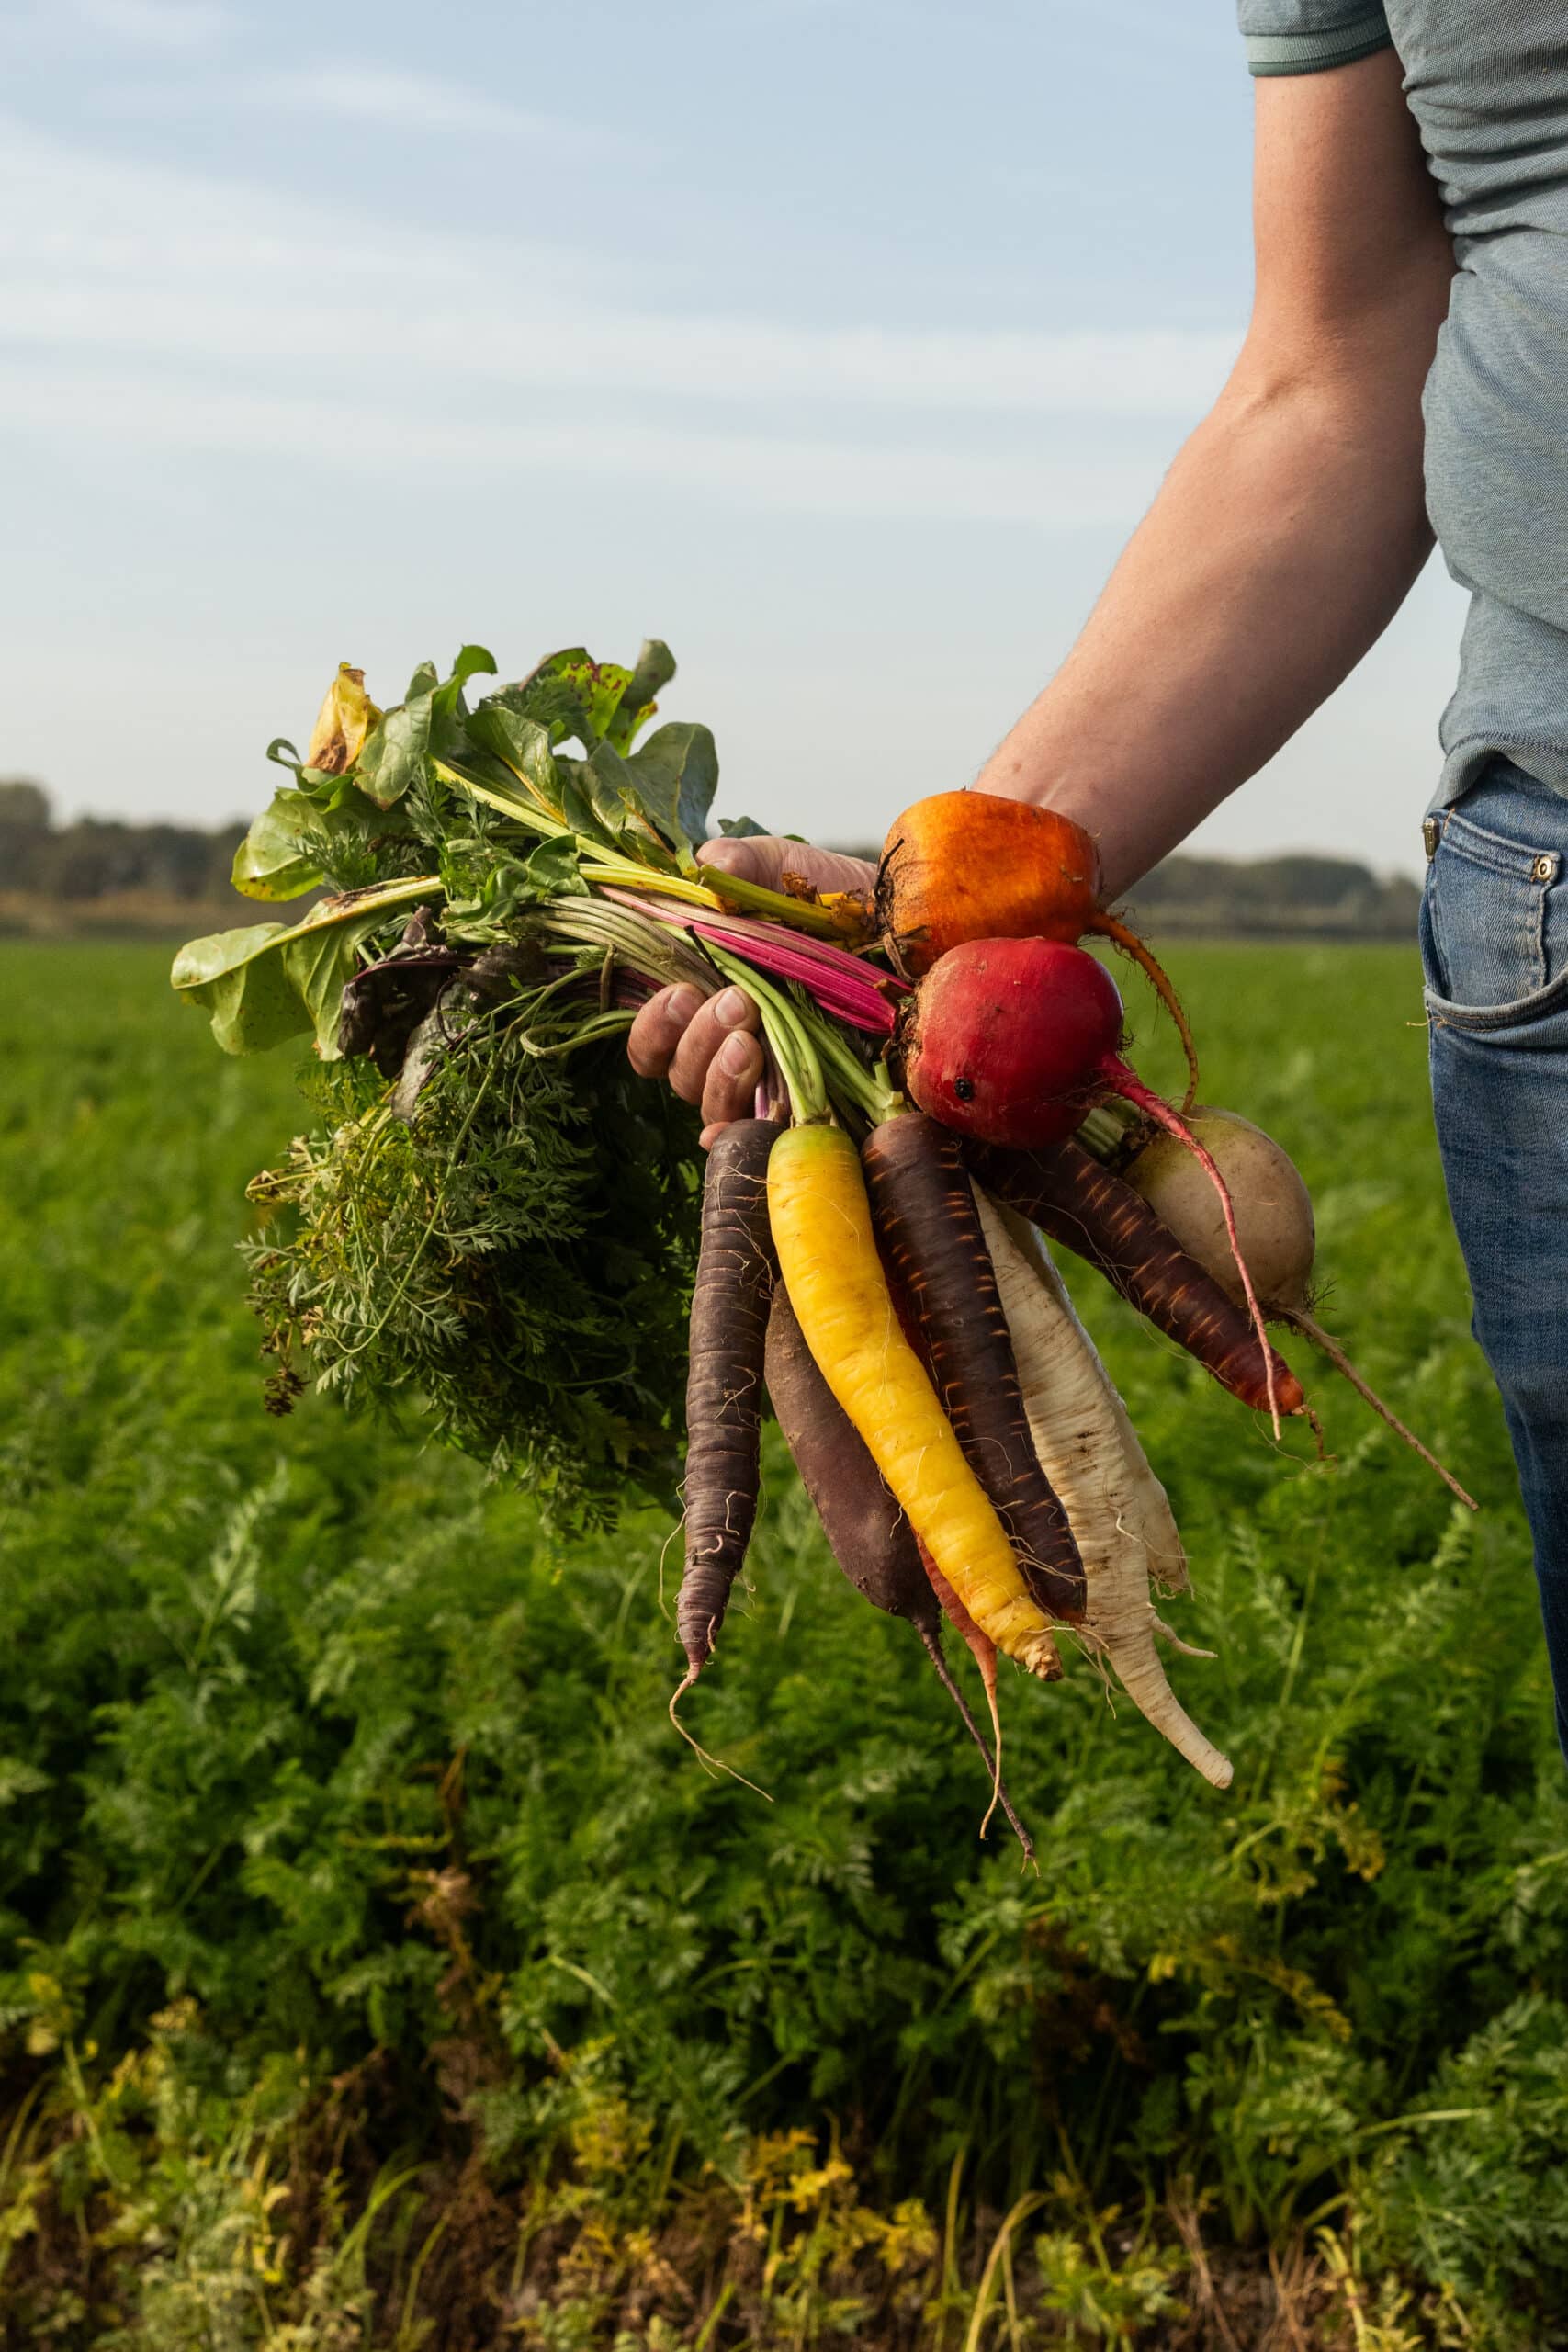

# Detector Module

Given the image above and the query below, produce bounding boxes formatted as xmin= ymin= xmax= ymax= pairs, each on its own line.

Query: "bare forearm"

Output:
xmin=975 ymin=370 xmax=1435 ymax=898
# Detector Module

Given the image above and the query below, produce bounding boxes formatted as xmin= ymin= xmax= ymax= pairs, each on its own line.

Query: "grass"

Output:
xmin=0 ymin=939 xmax=1564 ymax=2348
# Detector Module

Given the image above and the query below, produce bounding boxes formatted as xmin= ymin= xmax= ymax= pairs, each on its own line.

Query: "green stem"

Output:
xmin=1076 ymin=1102 xmax=1139 ymax=1163
xmin=541 ymin=902 xmax=718 ymax=998
xmin=514 ymin=1011 xmax=636 ymax=1058
xmin=703 ymin=943 xmax=827 ymax=1122
xmin=804 ymin=1003 xmax=902 ymax=1126
xmin=580 ymin=855 xmax=722 ymax=910
xmin=696 ymin=866 xmax=874 ymax=945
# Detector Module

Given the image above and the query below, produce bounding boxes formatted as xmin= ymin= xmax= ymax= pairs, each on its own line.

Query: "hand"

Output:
xmin=626 ymin=835 xmax=877 ymax=1147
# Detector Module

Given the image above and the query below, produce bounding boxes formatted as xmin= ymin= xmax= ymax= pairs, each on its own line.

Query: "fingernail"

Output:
xmin=665 ymin=985 xmax=703 ymax=1023
xmin=713 ymin=987 xmax=750 ymax=1030
xmin=719 ymin=1033 xmax=756 ymax=1077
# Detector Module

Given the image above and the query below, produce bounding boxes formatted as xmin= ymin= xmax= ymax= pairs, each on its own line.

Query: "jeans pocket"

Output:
xmin=1425 ymin=799 xmax=1568 ymax=1027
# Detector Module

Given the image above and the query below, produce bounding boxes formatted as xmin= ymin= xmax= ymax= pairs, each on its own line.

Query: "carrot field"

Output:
xmin=1 ymin=938 xmax=1563 ymax=2348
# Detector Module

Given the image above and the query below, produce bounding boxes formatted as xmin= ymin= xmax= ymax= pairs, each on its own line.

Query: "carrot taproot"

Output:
xmin=766 ymin=1121 xmax=1060 ymax=1678
xmin=763 ymin=1287 xmax=1035 ymax=1859
xmin=878 ymin=792 xmax=1199 ymax=1105
xmin=675 ymin=1118 xmax=779 ymax=1682
xmin=763 ymin=1283 xmax=926 ymax=1624
xmin=965 ymin=1136 xmax=1304 ymax=1419
xmin=975 ymin=1193 xmax=1234 ymax=1790
xmin=862 ymin=1114 xmax=1085 ymax=1623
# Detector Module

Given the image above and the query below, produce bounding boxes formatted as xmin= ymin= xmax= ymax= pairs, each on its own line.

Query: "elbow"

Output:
xmin=1215 ymin=315 xmax=1439 ymax=450
xmin=1225 ymin=248 xmax=1455 ymax=431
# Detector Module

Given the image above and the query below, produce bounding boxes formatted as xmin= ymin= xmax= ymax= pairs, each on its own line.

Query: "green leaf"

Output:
xmin=581 ymin=739 xmax=642 ymax=834
xmin=717 ymin=813 xmax=769 ymax=840
xmin=524 ymin=835 xmax=590 ymax=898
xmin=625 ymin=721 xmax=718 ymax=859
xmin=231 ymin=790 xmax=324 ymax=902
xmin=555 ymin=757 xmax=618 ymax=852
xmin=492 ymin=643 xmax=672 ymax=754
xmin=604 ymin=639 xmax=677 ymax=752
xmin=281 ymin=924 xmax=376 ymax=1057
xmin=432 ymin=644 xmax=496 ymax=717
xmin=172 ymin=876 xmax=441 ymax=1056
xmin=355 ymin=695 xmax=433 ymax=812
xmin=466 ymin=700 xmax=563 ymax=820
xmin=170 ymin=922 xmax=307 ymax=1055
xmin=579 ymin=741 xmax=675 ymax=865
xmin=353 ymin=650 xmax=493 ymax=814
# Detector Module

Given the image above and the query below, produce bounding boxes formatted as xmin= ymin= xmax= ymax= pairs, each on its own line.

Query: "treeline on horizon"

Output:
xmin=0 ymin=776 xmax=1422 ymax=940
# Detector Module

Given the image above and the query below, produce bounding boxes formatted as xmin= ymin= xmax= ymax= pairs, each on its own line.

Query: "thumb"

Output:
xmin=696 ymin=834 xmax=877 ymax=899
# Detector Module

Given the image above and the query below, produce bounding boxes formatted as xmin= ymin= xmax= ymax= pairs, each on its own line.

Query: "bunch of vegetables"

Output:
xmin=176 ymin=638 xmax=1473 ymax=1845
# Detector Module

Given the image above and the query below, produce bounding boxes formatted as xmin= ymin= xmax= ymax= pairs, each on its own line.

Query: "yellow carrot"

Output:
xmin=767 ymin=1123 xmax=1059 ymax=1677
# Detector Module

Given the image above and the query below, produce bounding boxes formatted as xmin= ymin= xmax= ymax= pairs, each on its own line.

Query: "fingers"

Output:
xmin=626 ymin=983 xmax=705 ymax=1080
xmin=696 ymin=834 xmax=878 ymax=900
xmin=670 ymin=987 xmax=763 ymax=1127
xmin=626 ymin=981 xmax=764 ymax=1138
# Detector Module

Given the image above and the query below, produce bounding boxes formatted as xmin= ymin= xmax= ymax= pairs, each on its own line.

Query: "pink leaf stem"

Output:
xmin=600 ymin=888 xmax=900 ymax=1035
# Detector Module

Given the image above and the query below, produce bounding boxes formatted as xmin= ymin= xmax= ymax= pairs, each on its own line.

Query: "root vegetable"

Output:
xmin=975 ymin=1192 xmax=1234 ymax=1790
xmin=762 ymin=1288 xmax=1035 ymax=1860
xmin=1125 ymin=1108 xmax=1476 ymax=1510
xmin=676 ymin=1119 xmax=779 ymax=1681
xmin=965 ymin=1136 xmax=1304 ymax=1420
xmin=877 ymin=791 xmax=1198 ymax=1103
xmin=899 ymin=936 xmax=1284 ymax=1432
xmin=1122 ymin=1109 xmax=1314 ymax=1316
xmin=766 ymin=1121 xmax=1061 ymax=1678
xmin=862 ymin=1113 xmax=1085 ymax=1623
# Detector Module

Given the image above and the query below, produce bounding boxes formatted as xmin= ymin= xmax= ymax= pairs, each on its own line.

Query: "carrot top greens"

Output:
xmin=176 ymin=637 xmax=886 ymax=1532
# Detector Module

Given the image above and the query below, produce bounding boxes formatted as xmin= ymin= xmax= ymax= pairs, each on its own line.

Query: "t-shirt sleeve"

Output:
xmin=1236 ymin=1 xmax=1393 ymax=77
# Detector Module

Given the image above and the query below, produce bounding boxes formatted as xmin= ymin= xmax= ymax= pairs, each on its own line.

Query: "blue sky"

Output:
xmin=2 ymin=0 xmax=1463 ymax=876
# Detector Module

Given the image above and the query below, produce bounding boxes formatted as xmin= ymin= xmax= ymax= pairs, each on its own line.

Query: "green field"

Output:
xmin=1 ymin=940 xmax=1563 ymax=2348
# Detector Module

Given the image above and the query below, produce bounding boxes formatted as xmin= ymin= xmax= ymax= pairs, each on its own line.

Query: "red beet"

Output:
xmin=898 ymin=938 xmax=1285 ymax=1433
xmin=899 ymin=937 xmax=1121 ymax=1150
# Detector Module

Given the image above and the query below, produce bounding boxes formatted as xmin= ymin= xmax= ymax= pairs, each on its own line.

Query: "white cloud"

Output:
xmin=69 ymin=0 xmax=235 ymax=49
xmin=2 ymin=266 xmax=1236 ymax=418
xmin=0 ymin=117 xmax=1218 ymax=523
xmin=0 ymin=121 xmax=1238 ymax=421
xmin=0 ymin=368 xmax=1160 ymax=527
xmin=259 ymin=64 xmax=613 ymax=145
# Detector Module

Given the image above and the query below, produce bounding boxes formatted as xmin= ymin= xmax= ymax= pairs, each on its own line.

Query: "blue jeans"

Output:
xmin=1422 ymin=755 xmax=1568 ymax=1759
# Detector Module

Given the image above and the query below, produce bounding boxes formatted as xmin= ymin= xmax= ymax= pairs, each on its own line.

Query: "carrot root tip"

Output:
xmin=1022 ymin=1629 xmax=1065 ymax=1682
xmin=1284 ymin=1308 xmax=1479 ymax=1510
xmin=1151 ymin=1612 xmax=1217 ymax=1661
xmin=917 ymin=1626 xmax=1035 ymax=1864
xmin=667 ymin=1679 xmax=774 ymax=1804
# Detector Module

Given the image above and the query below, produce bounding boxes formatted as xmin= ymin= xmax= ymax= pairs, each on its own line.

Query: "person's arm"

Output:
xmin=972 ymin=45 xmax=1454 ymax=895
xmin=629 ymin=46 xmax=1455 ymax=1129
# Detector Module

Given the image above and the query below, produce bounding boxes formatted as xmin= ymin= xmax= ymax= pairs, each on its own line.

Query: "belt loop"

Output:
xmin=1423 ymin=814 xmax=1443 ymax=862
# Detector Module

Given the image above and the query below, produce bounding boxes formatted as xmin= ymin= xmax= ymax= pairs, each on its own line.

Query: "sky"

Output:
xmin=0 ymin=0 xmax=1466 ymax=877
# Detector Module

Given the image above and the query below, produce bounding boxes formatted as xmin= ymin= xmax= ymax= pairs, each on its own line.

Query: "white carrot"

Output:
xmin=974 ymin=1191 xmax=1234 ymax=1791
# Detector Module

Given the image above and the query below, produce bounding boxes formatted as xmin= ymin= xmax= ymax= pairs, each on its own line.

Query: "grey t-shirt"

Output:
xmin=1237 ymin=3 xmax=1568 ymax=807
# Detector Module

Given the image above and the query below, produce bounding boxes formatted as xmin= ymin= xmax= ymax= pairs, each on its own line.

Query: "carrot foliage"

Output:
xmin=247 ymin=1008 xmax=702 ymax=1532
